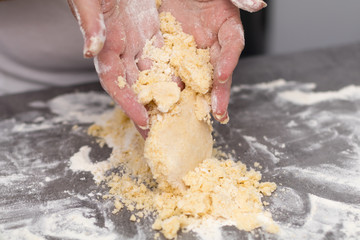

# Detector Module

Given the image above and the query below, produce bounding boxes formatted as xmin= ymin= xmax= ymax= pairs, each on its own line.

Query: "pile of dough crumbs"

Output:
xmin=86 ymin=12 xmax=278 ymax=239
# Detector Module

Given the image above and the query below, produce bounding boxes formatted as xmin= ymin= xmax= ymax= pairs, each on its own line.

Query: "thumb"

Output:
xmin=68 ymin=0 xmax=106 ymax=58
xmin=230 ymin=0 xmax=267 ymax=12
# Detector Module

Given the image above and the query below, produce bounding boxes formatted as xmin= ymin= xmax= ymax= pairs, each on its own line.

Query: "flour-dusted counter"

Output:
xmin=1 ymin=43 xmax=360 ymax=239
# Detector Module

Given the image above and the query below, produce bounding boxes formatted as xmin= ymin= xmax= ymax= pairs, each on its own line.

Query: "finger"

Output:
xmin=211 ymin=74 xmax=232 ymax=124
xmin=173 ymin=75 xmax=185 ymax=90
xmin=123 ymin=59 xmax=140 ymax=86
xmin=135 ymin=31 xmax=184 ymax=90
xmin=136 ymin=31 xmax=164 ymax=71
xmin=215 ymin=17 xmax=244 ymax=84
xmin=71 ymin=0 xmax=106 ymax=58
xmin=210 ymin=17 xmax=244 ymax=122
xmin=230 ymin=0 xmax=267 ymax=12
xmin=95 ymin=51 xmax=149 ymax=131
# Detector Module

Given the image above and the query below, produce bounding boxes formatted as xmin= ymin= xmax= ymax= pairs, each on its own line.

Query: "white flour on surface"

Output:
xmin=1 ymin=200 xmax=119 ymax=240
xmin=69 ymin=145 xmax=94 ymax=171
xmin=243 ymin=135 xmax=281 ymax=164
xmin=276 ymin=194 xmax=360 ymax=239
xmin=69 ymin=145 xmax=120 ymax=184
xmin=48 ymin=92 xmax=112 ymax=123
xmin=278 ymin=85 xmax=360 ymax=105
xmin=186 ymin=219 xmax=237 ymax=240
xmin=0 ymin=92 xmax=122 ymax=240
xmin=229 ymin=79 xmax=360 ymax=240
xmin=280 ymin=164 xmax=360 ymax=194
xmin=2 ymin=81 xmax=360 ymax=239
xmin=231 ymin=79 xmax=316 ymax=93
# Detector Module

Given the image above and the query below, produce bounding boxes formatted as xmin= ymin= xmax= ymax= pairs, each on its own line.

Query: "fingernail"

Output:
xmin=138 ymin=118 xmax=150 ymax=131
xmin=84 ymin=50 xmax=93 ymax=58
xmin=220 ymin=113 xmax=229 ymax=124
xmin=217 ymin=68 xmax=228 ymax=84
xmin=218 ymin=77 xmax=228 ymax=84
xmin=138 ymin=124 xmax=149 ymax=130
xmin=261 ymin=1 xmax=267 ymax=8
xmin=214 ymin=111 xmax=227 ymax=121
xmin=84 ymin=36 xmax=104 ymax=58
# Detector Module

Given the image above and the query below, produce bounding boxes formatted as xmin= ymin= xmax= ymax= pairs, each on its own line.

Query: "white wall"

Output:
xmin=267 ymin=0 xmax=360 ymax=54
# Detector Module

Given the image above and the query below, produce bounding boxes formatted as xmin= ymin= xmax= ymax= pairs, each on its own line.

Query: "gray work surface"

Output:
xmin=1 ymin=42 xmax=360 ymax=239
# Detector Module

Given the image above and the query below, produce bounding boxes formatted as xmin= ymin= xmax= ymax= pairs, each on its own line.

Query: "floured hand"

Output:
xmin=159 ymin=0 xmax=266 ymax=123
xmin=68 ymin=0 xmax=164 ymax=137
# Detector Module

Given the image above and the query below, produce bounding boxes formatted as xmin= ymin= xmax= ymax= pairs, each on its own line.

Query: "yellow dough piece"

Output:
xmin=137 ymin=82 xmax=180 ymax=113
xmin=133 ymin=12 xmax=214 ymax=189
xmin=144 ymin=88 xmax=213 ymax=190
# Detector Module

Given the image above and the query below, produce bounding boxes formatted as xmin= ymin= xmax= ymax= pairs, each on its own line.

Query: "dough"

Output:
xmin=145 ymin=88 xmax=213 ymax=190
xmin=85 ymin=11 xmax=278 ymax=240
xmin=133 ymin=12 xmax=214 ymax=189
xmin=89 ymin=107 xmax=278 ymax=239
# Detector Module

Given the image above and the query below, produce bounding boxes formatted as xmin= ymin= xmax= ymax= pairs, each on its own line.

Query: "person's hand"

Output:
xmin=68 ymin=0 xmax=164 ymax=137
xmin=160 ymin=0 xmax=266 ymax=123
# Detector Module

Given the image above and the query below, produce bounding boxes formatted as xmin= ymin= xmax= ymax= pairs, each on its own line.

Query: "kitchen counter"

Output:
xmin=1 ymin=42 xmax=360 ymax=239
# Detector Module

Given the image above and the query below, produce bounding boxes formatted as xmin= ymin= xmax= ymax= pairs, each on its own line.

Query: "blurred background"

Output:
xmin=0 ymin=0 xmax=359 ymax=95
xmin=242 ymin=0 xmax=360 ymax=56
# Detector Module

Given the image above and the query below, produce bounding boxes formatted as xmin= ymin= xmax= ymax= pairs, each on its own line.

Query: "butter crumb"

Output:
xmin=130 ymin=214 xmax=136 ymax=222
xmin=161 ymin=216 xmax=181 ymax=239
xmin=117 ymin=76 xmax=127 ymax=89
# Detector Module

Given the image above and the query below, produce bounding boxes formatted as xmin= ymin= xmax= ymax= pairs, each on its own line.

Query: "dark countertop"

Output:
xmin=1 ymin=42 xmax=360 ymax=239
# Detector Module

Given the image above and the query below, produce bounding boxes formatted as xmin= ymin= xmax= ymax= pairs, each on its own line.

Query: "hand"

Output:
xmin=68 ymin=0 xmax=164 ymax=138
xmin=160 ymin=0 xmax=266 ymax=123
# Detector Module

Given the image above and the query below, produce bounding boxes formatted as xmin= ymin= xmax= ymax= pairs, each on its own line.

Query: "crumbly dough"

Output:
xmin=90 ymin=108 xmax=278 ymax=239
xmin=133 ymin=12 xmax=214 ymax=189
xmin=145 ymin=88 xmax=213 ymax=190
xmin=87 ymin=11 xmax=278 ymax=240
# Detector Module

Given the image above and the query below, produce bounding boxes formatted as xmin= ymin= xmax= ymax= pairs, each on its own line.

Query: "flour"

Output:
xmin=229 ymin=79 xmax=360 ymax=239
xmin=48 ymin=92 xmax=112 ymax=123
xmin=2 ymin=79 xmax=360 ymax=239
xmin=232 ymin=79 xmax=288 ymax=93
xmin=0 ymin=92 xmax=120 ymax=240
xmin=86 ymin=13 xmax=106 ymax=56
xmin=94 ymin=56 xmax=112 ymax=74
xmin=243 ymin=135 xmax=280 ymax=164
xmin=277 ymin=194 xmax=360 ymax=239
xmin=1 ymin=202 xmax=119 ymax=240
xmin=11 ymin=122 xmax=54 ymax=133
xmin=69 ymin=145 xmax=93 ymax=172
xmin=278 ymin=85 xmax=360 ymax=105
xmin=28 ymin=100 xmax=47 ymax=108
xmin=69 ymin=144 xmax=124 ymax=184
xmin=279 ymin=164 xmax=360 ymax=195
xmin=186 ymin=218 xmax=236 ymax=240
xmin=231 ymin=79 xmax=317 ymax=95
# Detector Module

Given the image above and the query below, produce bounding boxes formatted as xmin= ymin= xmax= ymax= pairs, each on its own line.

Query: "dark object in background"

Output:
xmin=240 ymin=4 xmax=269 ymax=57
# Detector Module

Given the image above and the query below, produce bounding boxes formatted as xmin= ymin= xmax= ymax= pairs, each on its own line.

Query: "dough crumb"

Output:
xmin=117 ymin=76 xmax=127 ymax=89
xmin=155 ymin=0 xmax=162 ymax=8
xmin=130 ymin=214 xmax=136 ymax=222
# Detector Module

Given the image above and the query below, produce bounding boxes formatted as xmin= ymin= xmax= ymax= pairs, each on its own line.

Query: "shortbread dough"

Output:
xmin=88 ymin=110 xmax=278 ymax=239
xmin=133 ymin=12 xmax=214 ymax=189
xmin=145 ymin=88 xmax=213 ymax=190
xmin=85 ymin=11 xmax=278 ymax=240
